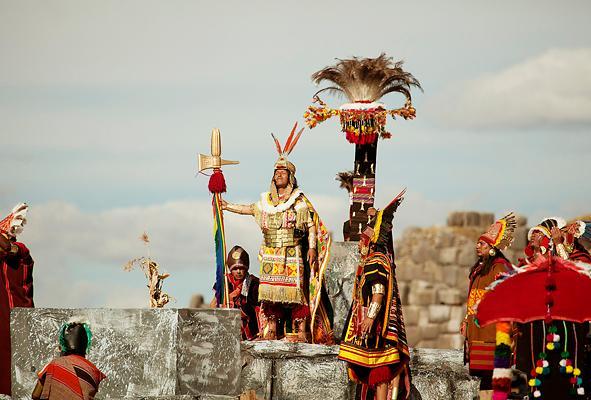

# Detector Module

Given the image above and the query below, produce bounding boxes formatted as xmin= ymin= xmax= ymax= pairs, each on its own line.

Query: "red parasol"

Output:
xmin=476 ymin=255 xmax=591 ymax=326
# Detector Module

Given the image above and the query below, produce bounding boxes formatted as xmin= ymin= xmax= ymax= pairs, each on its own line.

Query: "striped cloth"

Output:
xmin=38 ymin=354 xmax=105 ymax=400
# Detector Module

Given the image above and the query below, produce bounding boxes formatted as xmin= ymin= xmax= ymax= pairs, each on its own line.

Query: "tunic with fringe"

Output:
xmin=250 ymin=189 xmax=334 ymax=343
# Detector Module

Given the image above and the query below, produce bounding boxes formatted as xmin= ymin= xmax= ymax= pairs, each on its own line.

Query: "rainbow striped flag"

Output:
xmin=212 ymin=193 xmax=229 ymax=307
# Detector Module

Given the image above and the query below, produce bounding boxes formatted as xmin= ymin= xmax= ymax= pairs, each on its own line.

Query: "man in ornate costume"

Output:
xmin=212 ymin=245 xmax=260 ymax=340
xmin=32 ymin=320 xmax=106 ymax=400
xmin=222 ymin=124 xmax=333 ymax=343
xmin=338 ymin=193 xmax=410 ymax=400
xmin=0 ymin=203 xmax=32 ymax=395
xmin=461 ymin=213 xmax=516 ymax=400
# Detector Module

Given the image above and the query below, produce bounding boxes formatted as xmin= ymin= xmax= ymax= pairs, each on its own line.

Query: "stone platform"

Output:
xmin=10 ymin=308 xmax=241 ymax=400
xmin=10 ymin=308 xmax=479 ymax=400
xmin=241 ymin=341 xmax=478 ymax=400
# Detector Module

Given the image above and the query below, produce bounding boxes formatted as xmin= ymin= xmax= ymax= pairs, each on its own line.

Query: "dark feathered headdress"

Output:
xmin=304 ymin=54 xmax=422 ymax=144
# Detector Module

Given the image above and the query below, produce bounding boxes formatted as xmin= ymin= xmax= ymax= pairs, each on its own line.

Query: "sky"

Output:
xmin=1 ymin=0 xmax=590 ymax=308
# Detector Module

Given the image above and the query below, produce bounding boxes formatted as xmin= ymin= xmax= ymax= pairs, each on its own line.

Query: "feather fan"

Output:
xmin=311 ymin=53 xmax=422 ymax=103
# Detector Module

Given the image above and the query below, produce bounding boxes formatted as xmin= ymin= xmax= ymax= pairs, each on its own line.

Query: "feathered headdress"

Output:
xmin=480 ymin=213 xmax=517 ymax=251
xmin=304 ymin=54 xmax=422 ymax=144
xmin=0 ymin=203 xmax=28 ymax=238
xmin=269 ymin=123 xmax=304 ymax=205
xmin=271 ymin=122 xmax=304 ymax=174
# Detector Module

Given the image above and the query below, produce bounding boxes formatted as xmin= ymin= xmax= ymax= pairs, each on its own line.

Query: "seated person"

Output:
xmin=32 ymin=320 xmax=105 ymax=400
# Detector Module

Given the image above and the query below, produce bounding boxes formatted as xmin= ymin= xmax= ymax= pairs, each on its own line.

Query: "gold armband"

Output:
xmin=372 ymin=283 xmax=386 ymax=295
xmin=556 ymin=243 xmax=569 ymax=260
xmin=366 ymin=302 xmax=381 ymax=319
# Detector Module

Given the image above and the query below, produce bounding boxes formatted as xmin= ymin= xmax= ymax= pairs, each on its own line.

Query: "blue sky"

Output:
xmin=1 ymin=0 xmax=590 ymax=308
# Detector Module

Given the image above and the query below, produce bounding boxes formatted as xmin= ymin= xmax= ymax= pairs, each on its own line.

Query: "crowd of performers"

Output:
xmin=463 ymin=215 xmax=591 ymax=400
xmin=2 ymin=138 xmax=591 ymax=400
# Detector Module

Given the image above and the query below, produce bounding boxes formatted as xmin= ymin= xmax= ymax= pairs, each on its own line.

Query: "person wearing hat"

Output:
xmin=552 ymin=220 xmax=591 ymax=263
xmin=32 ymin=320 xmax=106 ymax=400
xmin=338 ymin=192 xmax=410 ymax=400
xmin=213 ymin=245 xmax=260 ymax=340
xmin=222 ymin=124 xmax=333 ymax=344
xmin=0 ymin=203 xmax=33 ymax=395
xmin=461 ymin=213 xmax=516 ymax=400
xmin=519 ymin=217 xmax=566 ymax=266
xmin=513 ymin=217 xmax=589 ymax=399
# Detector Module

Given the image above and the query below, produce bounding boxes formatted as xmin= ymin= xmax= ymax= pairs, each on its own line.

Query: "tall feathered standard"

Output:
xmin=304 ymin=54 xmax=421 ymax=241
xmin=311 ymin=53 xmax=422 ymax=104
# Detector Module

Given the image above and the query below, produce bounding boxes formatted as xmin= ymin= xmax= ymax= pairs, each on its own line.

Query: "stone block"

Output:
xmin=437 ymin=334 xmax=464 ymax=349
xmin=323 ymin=241 xmax=359 ymax=339
xmin=420 ymin=323 xmax=440 ymax=340
xmin=442 ymin=306 xmax=466 ymax=334
xmin=442 ymin=266 xmax=459 ymax=287
xmin=408 ymin=287 xmax=436 ymax=306
xmin=10 ymin=308 xmax=241 ymax=399
xmin=439 ymin=247 xmax=458 ymax=265
xmin=177 ymin=310 xmax=242 ymax=396
xmin=240 ymin=351 xmax=273 ymax=400
xmin=437 ymin=288 xmax=463 ymax=305
xmin=275 ymin=357 xmax=351 ymax=400
xmin=405 ymin=326 xmax=422 ymax=346
xmin=422 ymin=261 xmax=443 ymax=282
xmin=403 ymin=305 xmax=422 ymax=326
xmin=395 ymin=258 xmax=416 ymax=282
xmin=411 ymin=242 xmax=437 ymax=264
xmin=457 ymin=246 xmax=476 ymax=267
xmin=433 ymin=229 xmax=454 ymax=248
xmin=513 ymin=226 xmax=528 ymax=250
xmin=409 ymin=348 xmax=478 ymax=400
xmin=428 ymin=305 xmax=451 ymax=323
xmin=516 ymin=214 xmax=528 ymax=227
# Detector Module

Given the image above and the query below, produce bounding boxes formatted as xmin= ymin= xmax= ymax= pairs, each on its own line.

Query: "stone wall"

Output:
xmin=395 ymin=212 xmax=528 ymax=349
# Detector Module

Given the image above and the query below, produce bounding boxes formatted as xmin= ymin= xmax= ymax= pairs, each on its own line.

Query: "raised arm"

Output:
xmin=221 ymin=199 xmax=255 ymax=216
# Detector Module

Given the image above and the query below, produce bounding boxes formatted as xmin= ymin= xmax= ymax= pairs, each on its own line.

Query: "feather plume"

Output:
xmin=285 ymin=127 xmax=304 ymax=155
xmin=335 ymin=171 xmax=354 ymax=193
xmin=311 ymin=53 xmax=422 ymax=103
xmin=271 ymin=133 xmax=283 ymax=155
xmin=283 ymin=122 xmax=298 ymax=153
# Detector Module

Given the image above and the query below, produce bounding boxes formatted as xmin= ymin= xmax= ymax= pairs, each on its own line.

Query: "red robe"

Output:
xmin=0 ymin=241 xmax=34 ymax=395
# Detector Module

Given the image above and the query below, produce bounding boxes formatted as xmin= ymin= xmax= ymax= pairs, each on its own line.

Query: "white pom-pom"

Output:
xmin=534 ymin=390 xmax=542 ymax=398
xmin=578 ymin=387 xmax=585 ymax=395
xmin=542 ymin=360 xmax=549 ymax=367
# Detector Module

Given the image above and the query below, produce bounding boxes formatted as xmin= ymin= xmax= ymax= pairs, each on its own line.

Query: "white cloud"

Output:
xmin=428 ymin=48 xmax=591 ymax=129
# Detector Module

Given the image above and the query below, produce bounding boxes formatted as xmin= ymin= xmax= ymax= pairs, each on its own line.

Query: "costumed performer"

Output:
xmin=338 ymin=192 xmax=410 ymax=400
xmin=460 ymin=213 xmax=516 ymax=400
xmin=0 ymin=203 xmax=32 ymax=395
xmin=514 ymin=217 xmax=589 ymax=399
xmin=222 ymin=124 xmax=333 ymax=343
xmin=212 ymin=245 xmax=260 ymax=340
xmin=32 ymin=320 xmax=106 ymax=400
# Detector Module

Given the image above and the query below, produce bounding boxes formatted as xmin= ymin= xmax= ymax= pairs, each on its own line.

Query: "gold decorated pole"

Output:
xmin=197 ymin=128 xmax=239 ymax=308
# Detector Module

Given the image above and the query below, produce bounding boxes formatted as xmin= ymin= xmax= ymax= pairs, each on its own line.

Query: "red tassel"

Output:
xmin=208 ymin=169 xmax=226 ymax=193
